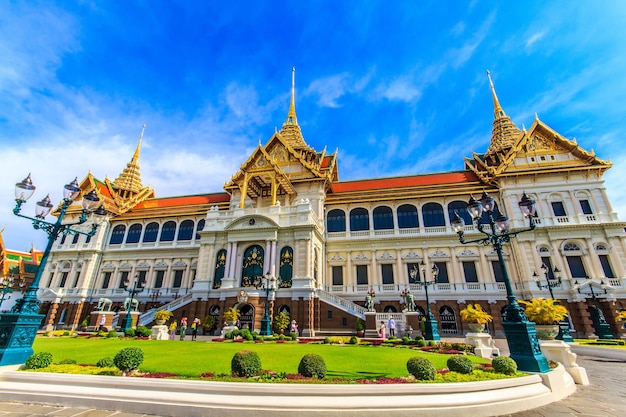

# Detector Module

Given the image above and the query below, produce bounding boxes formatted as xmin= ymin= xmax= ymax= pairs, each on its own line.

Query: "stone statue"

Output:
xmin=365 ymin=294 xmax=375 ymax=312
xmin=96 ymin=298 xmax=113 ymax=312
xmin=123 ymin=297 xmax=140 ymax=312
xmin=404 ymin=293 xmax=416 ymax=312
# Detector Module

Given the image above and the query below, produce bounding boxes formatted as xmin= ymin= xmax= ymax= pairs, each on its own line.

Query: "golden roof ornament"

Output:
xmin=113 ymin=124 xmax=146 ymax=194
xmin=486 ymin=70 xmax=522 ymax=155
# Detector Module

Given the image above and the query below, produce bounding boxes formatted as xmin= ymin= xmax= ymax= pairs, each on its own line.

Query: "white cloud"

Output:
xmin=525 ymin=31 xmax=546 ymax=49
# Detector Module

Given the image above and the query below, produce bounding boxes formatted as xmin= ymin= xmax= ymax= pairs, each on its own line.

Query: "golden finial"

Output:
xmin=285 ymin=67 xmax=297 ymax=125
xmin=487 ymin=70 xmax=505 ymax=119
xmin=534 ymin=112 xmax=539 ymax=121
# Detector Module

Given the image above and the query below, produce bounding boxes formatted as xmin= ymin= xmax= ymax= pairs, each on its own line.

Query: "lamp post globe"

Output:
xmin=0 ymin=175 xmax=106 ymax=366
xmin=454 ymin=191 xmax=550 ymax=373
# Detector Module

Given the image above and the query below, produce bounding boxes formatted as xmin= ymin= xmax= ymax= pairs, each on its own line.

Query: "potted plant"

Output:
xmin=273 ymin=311 xmax=290 ymax=334
xmin=201 ymin=315 xmax=215 ymax=335
xmin=223 ymin=307 xmax=240 ymax=326
xmin=355 ymin=317 xmax=365 ymax=337
xmin=519 ymin=298 xmax=568 ymax=340
xmin=460 ymin=304 xmax=493 ymax=333
xmin=615 ymin=310 xmax=626 ymax=323
xmin=153 ymin=310 xmax=173 ymax=325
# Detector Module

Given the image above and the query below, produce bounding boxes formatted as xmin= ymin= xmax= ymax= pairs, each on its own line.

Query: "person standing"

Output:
xmin=379 ymin=321 xmax=386 ymax=339
xmin=289 ymin=320 xmax=298 ymax=335
xmin=191 ymin=317 xmax=200 ymax=341
xmin=169 ymin=320 xmax=178 ymax=340
xmin=388 ymin=317 xmax=396 ymax=337
xmin=179 ymin=317 xmax=188 ymax=341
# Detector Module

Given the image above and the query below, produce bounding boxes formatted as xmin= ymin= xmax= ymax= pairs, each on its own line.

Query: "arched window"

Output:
xmin=397 ymin=204 xmax=419 ymax=228
xmin=195 ymin=219 xmax=205 ymax=239
xmin=241 ymin=245 xmax=264 ymax=287
xmin=279 ymin=246 xmax=293 ymax=288
xmin=143 ymin=222 xmax=159 ymax=243
xmin=160 ymin=221 xmax=176 ymax=242
xmin=213 ymin=249 xmax=226 ymax=289
xmin=447 ymin=200 xmax=472 ymax=226
xmin=350 ymin=208 xmax=369 ymax=231
xmin=422 ymin=202 xmax=445 ymax=227
xmin=327 ymin=209 xmax=346 ymax=232
xmin=373 ymin=206 xmax=393 ymax=230
xmin=126 ymin=223 xmax=143 ymax=244
xmin=109 ymin=225 xmax=126 ymax=245
xmin=177 ymin=219 xmax=194 ymax=241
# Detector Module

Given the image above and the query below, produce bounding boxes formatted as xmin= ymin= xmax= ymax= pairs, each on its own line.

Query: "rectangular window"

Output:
xmin=332 ymin=266 xmax=343 ymax=286
xmin=598 ymin=255 xmax=615 ymax=278
xmin=491 ymin=261 xmax=505 ymax=283
xmin=540 ymin=257 xmax=557 ymax=280
xmin=59 ymin=272 xmax=68 ymax=288
xmin=566 ymin=256 xmax=587 ymax=278
xmin=327 ymin=311 xmax=332 ymax=319
xmin=102 ymin=272 xmax=111 ymax=289
xmin=137 ymin=270 xmax=147 ymax=286
xmin=118 ymin=271 xmax=129 ymax=288
xmin=72 ymin=234 xmax=80 ymax=244
xmin=356 ymin=265 xmax=368 ymax=285
xmin=434 ymin=262 xmax=449 ymax=283
xmin=173 ymin=270 xmax=184 ymax=288
xmin=579 ymin=200 xmax=593 ymax=215
xmin=551 ymin=201 xmax=567 ymax=216
xmin=46 ymin=273 xmax=54 ymax=288
xmin=71 ymin=272 xmax=80 ymax=288
xmin=155 ymin=270 xmax=165 ymax=288
xmin=462 ymin=261 xmax=478 ymax=283
xmin=381 ymin=264 xmax=394 ymax=285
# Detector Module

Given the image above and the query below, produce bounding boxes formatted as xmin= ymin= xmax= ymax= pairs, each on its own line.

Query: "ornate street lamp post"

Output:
xmin=409 ymin=261 xmax=440 ymax=341
xmin=534 ymin=264 xmax=573 ymax=342
xmin=452 ymin=191 xmax=550 ymax=373
xmin=572 ymin=278 xmax=614 ymax=339
xmin=0 ymin=175 xmax=105 ymax=365
xmin=256 ymin=273 xmax=279 ymax=336
xmin=121 ymin=274 xmax=145 ymax=332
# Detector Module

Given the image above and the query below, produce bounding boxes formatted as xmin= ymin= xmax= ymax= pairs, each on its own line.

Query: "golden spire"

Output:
xmin=113 ymin=124 xmax=146 ymax=194
xmin=279 ymin=68 xmax=308 ymax=149
xmin=485 ymin=71 xmax=521 ymax=154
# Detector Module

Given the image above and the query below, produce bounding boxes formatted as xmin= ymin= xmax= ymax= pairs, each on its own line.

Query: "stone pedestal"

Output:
xmin=404 ymin=312 xmax=421 ymax=339
xmin=220 ymin=325 xmax=238 ymax=337
xmin=465 ymin=333 xmax=500 ymax=359
xmin=364 ymin=312 xmax=379 ymax=338
xmin=90 ymin=311 xmax=114 ymax=331
xmin=151 ymin=325 xmax=169 ymax=340
xmin=539 ymin=340 xmax=590 ymax=385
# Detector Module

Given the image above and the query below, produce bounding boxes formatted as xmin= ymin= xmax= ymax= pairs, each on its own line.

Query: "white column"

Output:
xmin=271 ymin=240 xmax=277 ymax=276
xmin=265 ymin=240 xmax=272 ymax=275
xmin=230 ymin=243 xmax=239 ymax=280
xmin=305 ymin=239 xmax=312 ymax=279
xmin=224 ymin=242 xmax=232 ymax=278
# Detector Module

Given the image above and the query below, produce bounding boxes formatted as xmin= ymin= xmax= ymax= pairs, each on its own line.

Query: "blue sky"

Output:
xmin=2 ymin=1 xmax=626 ymax=250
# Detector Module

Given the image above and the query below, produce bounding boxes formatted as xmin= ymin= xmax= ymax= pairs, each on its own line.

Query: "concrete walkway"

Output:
xmin=0 ymin=339 xmax=624 ymax=417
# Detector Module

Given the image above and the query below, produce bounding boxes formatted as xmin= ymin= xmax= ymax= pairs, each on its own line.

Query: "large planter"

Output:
xmin=535 ymin=324 xmax=559 ymax=340
xmin=467 ymin=323 xmax=485 ymax=333
xmin=155 ymin=319 xmax=166 ymax=325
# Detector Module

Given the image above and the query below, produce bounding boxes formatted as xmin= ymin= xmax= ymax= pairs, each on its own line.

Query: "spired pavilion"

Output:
xmin=35 ymin=70 xmax=626 ymax=338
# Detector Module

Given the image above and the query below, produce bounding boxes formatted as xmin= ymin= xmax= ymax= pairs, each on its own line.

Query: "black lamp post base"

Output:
xmin=596 ymin=323 xmax=614 ymax=340
xmin=0 ymin=312 xmax=45 ymax=366
xmin=424 ymin=318 xmax=441 ymax=341
xmin=557 ymin=319 xmax=574 ymax=343
xmin=502 ymin=321 xmax=550 ymax=373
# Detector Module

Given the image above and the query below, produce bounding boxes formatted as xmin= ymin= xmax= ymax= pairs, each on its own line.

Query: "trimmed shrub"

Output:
xmin=348 ymin=335 xmax=359 ymax=345
xmin=24 ymin=352 xmax=53 ymax=369
xmin=240 ymin=329 xmax=254 ymax=341
xmin=57 ymin=358 xmax=77 ymax=365
xmin=124 ymin=328 xmax=136 ymax=338
xmin=406 ymin=357 xmax=435 ymax=380
xmin=107 ymin=330 xmax=117 ymax=338
xmin=416 ymin=338 xmax=426 ymax=347
xmin=135 ymin=326 xmax=152 ymax=338
xmin=492 ymin=356 xmax=517 ymax=375
xmin=96 ymin=357 xmax=115 ymax=368
xmin=113 ymin=347 xmax=144 ymax=374
xmin=290 ymin=332 xmax=298 ymax=340
xmin=298 ymin=354 xmax=326 ymax=379
xmin=231 ymin=350 xmax=262 ymax=377
xmin=447 ymin=355 xmax=474 ymax=374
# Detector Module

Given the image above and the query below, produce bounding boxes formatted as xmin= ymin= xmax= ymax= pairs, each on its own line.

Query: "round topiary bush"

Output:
xmin=348 ymin=335 xmax=359 ymax=345
xmin=447 ymin=355 xmax=474 ymax=374
xmin=107 ymin=330 xmax=117 ymax=338
xmin=24 ymin=352 xmax=53 ymax=369
xmin=124 ymin=328 xmax=136 ymax=338
xmin=96 ymin=357 xmax=115 ymax=368
xmin=113 ymin=347 xmax=144 ymax=375
xmin=231 ymin=350 xmax=262 ymax=377
xmin=298 ymin=353 xmax=327 ymax=379
xmin=135 ymin=326 xmax=152 ymax=338
xmin=492 ymin=356 xmax=518 ymax=375
xmin=406 ymin=356 xmax=435 ymax=380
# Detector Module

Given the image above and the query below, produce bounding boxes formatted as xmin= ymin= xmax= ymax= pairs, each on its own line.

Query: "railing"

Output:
xmin=317 ymin=289 xmax=366 ymax=319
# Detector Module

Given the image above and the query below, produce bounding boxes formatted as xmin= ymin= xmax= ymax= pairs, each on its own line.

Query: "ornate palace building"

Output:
xmin=36 ymin=72 xmax=626 ymax=339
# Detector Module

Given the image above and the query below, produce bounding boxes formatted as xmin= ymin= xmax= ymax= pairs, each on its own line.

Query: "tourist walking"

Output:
xmin=191 ymin=317 xmax=201 ymax=340
xmin=388 ymin=317 xmax=396 ymax=337
xmin=179 ymin=317 xmax=188 ymax=340
xmin=379 ymin=321 xmax=386 ymax=339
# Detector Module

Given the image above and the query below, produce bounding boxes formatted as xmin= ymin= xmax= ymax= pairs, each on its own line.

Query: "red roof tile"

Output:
xmin=133 ymin=193 xmax=230 ymax=209
xmin=330 ymin=171 xmax=479 ymax=193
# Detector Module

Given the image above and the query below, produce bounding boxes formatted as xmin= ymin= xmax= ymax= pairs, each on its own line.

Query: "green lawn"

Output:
xmin=33 ymin=337 xmax=488 ymax=379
